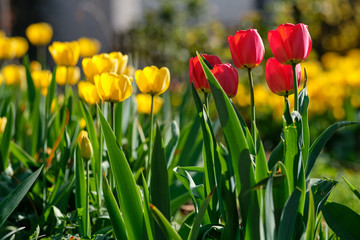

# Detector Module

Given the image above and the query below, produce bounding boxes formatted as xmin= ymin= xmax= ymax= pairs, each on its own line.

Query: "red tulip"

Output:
xmin=228 ymin=29 xmax=265 ymax=69
xmin=211 ymin=63 xmax=238 ymax=98
xmin=268 ymin=23 xmax=312 ymax=65
xmin=189 ymin=54 xmax=222 ymax=92
xmin=265 ymin=58 xmax=301 ymax=96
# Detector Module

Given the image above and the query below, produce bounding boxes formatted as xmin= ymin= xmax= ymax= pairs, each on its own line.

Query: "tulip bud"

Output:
xmin=79 ymin=130 xmax=93 ymax=160
xmin=189 ymin=54 xmax=222 ymax=93
xmin=228 ymin=29 xmax=265 ymax=69
xmin=268 ymin=23 xmax=312 ymax=65
xmin=211 ymin=63 xmax=239 ymax=98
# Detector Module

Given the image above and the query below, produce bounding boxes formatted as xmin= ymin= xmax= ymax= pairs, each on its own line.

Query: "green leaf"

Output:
xmin=305 ymin=189 xmax=315 ymax=240
xmin=306 ymin=121 xmax=358 ymax=179
xmin=141 ymin=174 xmax=154 ymax=240
xmin=45 ymin=66 xmax=57 ymax=117
xmin=268 ymin=140 xmax=284 ymax=170
xmin=191 ymin=84 xmax=219 ymax=222
xmin=75 ymin=147 xmax=87 ymax=237
xmin=342 ymin=176 xmax=360 ymax=200
xmin=150 ymin=123 xmax=171 ymax=239
xmin=30 ymin=91 xmax=41 ymax=157
xmin=322 ymin=201 xmax=360 ymax=240
xmin=198 ymin=52 xmax=255 ymax=225
xmin=265 ymin=177 xmax=275 ymax=240
xmin=0 ymin=106 xmax=13 ymax=172
xmin=276 ymin=187 xmax=302 ymax=240
xmin=178 ymin=212 xmax=195 ymax=239
xmin=103 ymin=171 xmax=128 ymax=240
xmin=9 ymin=141 xmax=38 ymax=168
xmin=0 ymin=165 xmax=43 ymax=227
xmin=165 ymin=121 xmax=180 ymax=166
xmin=22 ymin=55 xmax=36 ymax=111
xmin=298 ymin=84 xmax=310 ymax=168
xmin=310 ymin=178 xmax=338 ymax=216
xmin=188 ymin=188 xmax=215 ymax=240
xmin=150 ymin=204 xmax=182 ymax=240
xmin=98 ymin=105 xmax=144 ymax=240
xmin=255 ymin=127 xmax=269 ymax=182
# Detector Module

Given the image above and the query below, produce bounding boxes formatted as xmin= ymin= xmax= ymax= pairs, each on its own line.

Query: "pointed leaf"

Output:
xmin=150 ymin=204 xmax=182 ymax=240
xmin=342 ymin=176 xmax=360 ymax=200
xmin=0 ymin=106 xmax=13 ymax=172
xmin=0 ymin=165 xmax=43 ymax=227
xmin=305 ymin=189 xmax=315 ymax=240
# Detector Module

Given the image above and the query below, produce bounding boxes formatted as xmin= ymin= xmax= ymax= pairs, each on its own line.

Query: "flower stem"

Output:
xmin=85 ymin=158 xmax=90 ymax=237
xmin=147 ymin=95 xmax=155 ymax=179
xmin=247 ymin=68 xmax=257 ymax=152
xmin=292 ymin=63 xmax=299 ymax=112
xmin=64 ymin=66 xmax=69 ymax=110
xmin=110 ymin=102 xmax=115 ymax=131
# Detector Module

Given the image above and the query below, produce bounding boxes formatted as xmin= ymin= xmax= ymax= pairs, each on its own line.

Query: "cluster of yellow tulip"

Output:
xmin=233 ymin=49 xmax=360 ymax=121
xmin=0 ymin=21 xmax=171 ymax=116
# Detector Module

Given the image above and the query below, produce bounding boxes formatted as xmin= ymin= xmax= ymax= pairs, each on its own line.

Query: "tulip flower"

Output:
xmin=268 ymin=23 xmax=312 ymax=65
xmin=82 ymin=54 xmax=115 ymax=83
xmin=78 ymin=37 xmax=101 ymax=57
xmin=49 ymin=41 xmax=80 ymax=66
xmin=2 ymin=64 xmax=25 ymax=86
xmin=26 ymin=22 xmax=53 ymax=46
xmin=78 ymin=81 xmax=100 ymax=105
xmin=30 ymin=61 xmax=42 ymax=72
xmin=211 ymin=63 xmax=239 ymax=98
xmin=109 ymin=51 xmax=128 ymax=75
xmin=0 ymin=117 xmax=7 ymax=134
xmin=32 ymin=70 xmax=52 ymax=95
xmin=265 ymin=58 xmax=301 ymax=96
xmin=136 ymin=94 xmax=164 ymax=115
xmin=0 ymin=37 xmax=17 ymax=59
xmin=135 ymin=66 xmax=170 ymax=96
xmin=228 ymin=29 xmax=265 ymax=69
xmin=56 ymin=66 xmax=80 ymax=85
xmin=189 ymin=54 xmax=222 ymax=93
xmin=94 ymin=72 xmax=133 ymax=102
xmin=79 ymin=130 xmax=93 ymax=160
xmin=12 ymin=37 xmax=29 ymax=59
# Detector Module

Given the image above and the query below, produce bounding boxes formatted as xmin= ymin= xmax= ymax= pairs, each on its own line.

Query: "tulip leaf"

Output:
xmin=149 ymin=204 xmax=182 ymax=240
xmin=165 ymin=120 xmax=180 ymax=166
xmin=0 ymin=164 xmax=43 ymax=227
xmin=9 ymin=141 xmax=38 ymax=168
xmin=74 ymin=147 xmax=87 ymax=237
xmin=45 ymin=66 xmax=57 ymax=118
xmin=178 ymin=212 xmax=195 ymax=239
xmin=306 ymin=121 xmax=358 ymax=179
xmin=255 ymin=127 xmax=269 ymax=182
xmin=188 ymin=187 xmax=215 ymax=240
xmin=265 ymin=176 xmax=276 ymax=240
xmin=268 ymin=139 xmax=285 ymax=170
xmin=276 ymin=187 xmax=302 ymax=240
xmin=30 ymin=91 xmax=41 ymax=157
xmin=150 ymin=123 xmax=171 ymax=239
xmin=0 ymin=106 xmax=13 ymax=172
xmin=198 ymin=53 xmax=256 ymax=226
xmin=342 ymin=176 xmax=360 ymax=200
xmin=23 ymin=55 xmax=36 ymax=111
xmin=103 ymin=171 xmax=128 ymax=240
xmin=299 ymin=83 xmax=310 ymax=168
xmin=322 ymin=201 xmax=360 ymax=240
xmin=305 ymin=189 xmax=315 ymax=240
xmin=191 ymin=84 xmax=219 ymax=222
xmin=98 ymin=105 xmax=144 ymax=240
xmin=141 ymin=174 xmax=154 ymax=240
xmin=309 ymin=178 xmax=338 ymax=216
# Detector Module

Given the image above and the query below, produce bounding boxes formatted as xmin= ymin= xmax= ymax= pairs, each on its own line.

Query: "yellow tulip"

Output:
xmin=136 ymin=94 xmax=164 ymax=115
xmin=12 ymin=37 xmax=29 ymax=58
xmin=32 ymin=70 xmax=52 ymax=95
xmin=78 ymin=37 xmax=101 ymax=57
xmin=79 ymin=130 xmax=93 ymax=160
xmin=135 ymin=66 xmax=170 ymax=95
xmin=0 ymin=37 xmax=17 ymax=59
xmin=78 ymin=81 xmax=100 ymax=105
xmin=109 ymin=51 xmax=128 ymax=75
xmin=77 ymin=130 xmax=88 ymax=145
xmin=2 ymin=64 xmax=25 ymax=86
xmin=56 ymin=66 xmax=80 ymax=85
xmin=94 ymin=72 xmax=133 ymax=102
xmin=0 ymin=117 xmax=7 ymax=134
xmin=49 ymin=41 xmax=80 ymax=66
xmin=26 ymin=22 xmax=53 ymax=46
xmin=82 ymin=54 xmax=115 ymax=83
xmin=30 ymin=60 xmax=42 ymax=72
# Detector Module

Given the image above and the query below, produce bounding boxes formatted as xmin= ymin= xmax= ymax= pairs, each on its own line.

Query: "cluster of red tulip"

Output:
xmin=189 ymin=23 xmax=312 ymax=112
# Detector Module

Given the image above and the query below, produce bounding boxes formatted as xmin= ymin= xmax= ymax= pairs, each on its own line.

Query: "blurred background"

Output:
xmin=1 ymin=0 xmax=360 ymax=210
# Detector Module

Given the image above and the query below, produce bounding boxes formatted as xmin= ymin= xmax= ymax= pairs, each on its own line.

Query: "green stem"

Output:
xmin=85 ymin=159 xmax=90 ymax=237
xmin=247 ymin=68 xmax=257 ymax=152
xmin=292 ymin=63 xmax=299 ymax=112
xmin=146 ymin=95 xmax=155 ymax=179
xmin=110 ymin=102 xmax=115 ymax=131
xmin=37 ymin=45 xmax=46 ymax=69
xmin=96 ymin=102 xmax=103 ymax=214
xmin=116 ymin=102 xmax=123 ymax=145
xmin=64 ymin=66 xmax=69 ymax=110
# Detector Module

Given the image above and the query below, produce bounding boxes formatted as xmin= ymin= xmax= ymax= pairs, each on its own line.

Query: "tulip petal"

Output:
xmin=289 ymin=24 xmax=311 ymax=62
xmin=268 ymin=30 xmax=291 ymax=64
xmin=240 ymin=29 xmax=265 ymax=68
xmin=228 ymin=35 xmax=243 ymax=68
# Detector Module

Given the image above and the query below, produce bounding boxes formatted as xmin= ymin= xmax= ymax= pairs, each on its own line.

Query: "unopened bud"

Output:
xmin=78 ymin=130 xmax=93 ymax=160
xmin=0 ymin=117 xmax=7 ymax=134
